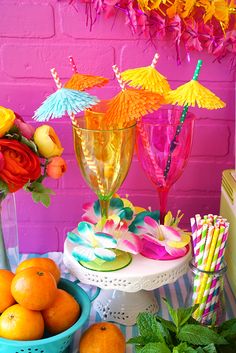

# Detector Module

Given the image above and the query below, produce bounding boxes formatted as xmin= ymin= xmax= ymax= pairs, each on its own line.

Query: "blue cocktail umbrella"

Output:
xmin=33 ymin=68 xmax=99 ymax=122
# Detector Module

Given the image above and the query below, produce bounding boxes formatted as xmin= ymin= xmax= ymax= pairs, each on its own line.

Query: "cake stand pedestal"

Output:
xmin=63 ymin=238 xmax=192 ymax=326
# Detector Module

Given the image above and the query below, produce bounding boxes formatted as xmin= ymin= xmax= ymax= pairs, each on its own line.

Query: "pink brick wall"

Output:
xmin=0 ymin=0 xmax=235 ymax=253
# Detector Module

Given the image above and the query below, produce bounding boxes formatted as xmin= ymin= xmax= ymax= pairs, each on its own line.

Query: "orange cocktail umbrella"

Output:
xmin=64 ymin=56 xmax=109 ymax=91
xmin=106 ymin=64 xmax=165 ymax=129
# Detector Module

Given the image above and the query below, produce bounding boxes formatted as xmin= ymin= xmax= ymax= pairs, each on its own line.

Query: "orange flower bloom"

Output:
xmin=46 ymin=157 xmax=67 ymax=179
xmin=0 ymin=139 xmax=41 ymax=192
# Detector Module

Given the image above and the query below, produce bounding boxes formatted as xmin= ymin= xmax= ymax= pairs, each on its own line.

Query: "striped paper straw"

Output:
xmin=51 ymin=67 xmax=63 ymax=89
xmin=194 ymin=227 xmax=220 ymax=319
xmin=112 ymin=64 xmax=126 ymax=91
xmin=207 ymin=224 xmax=229 ymax=315
xmin=137 ymin=122 xmax=165 ymax=188
xmin=200 ymin=225 xmax=226 ymax=317
xmin=74 ymin=127 xmax=105 ymax=196
xmin=190 ymin=217 xmax=198 ymax=257
xmin=201 ymin=225 xmax=215 ymax=269
xmin=195 ymin=223 xmax=208 ymax=268
xmin=193 ymin=221 xmax=214 ymax=303
xmin=69 ymin=55 xmax=78 ymax=74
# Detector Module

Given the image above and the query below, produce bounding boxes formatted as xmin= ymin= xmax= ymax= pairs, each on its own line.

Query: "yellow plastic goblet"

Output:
xmin=73 ymin=102 xmax=136 ymax=224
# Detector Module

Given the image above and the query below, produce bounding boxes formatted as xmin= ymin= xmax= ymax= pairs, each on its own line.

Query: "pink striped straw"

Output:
xmin=190 ymin=217 xmax=198 ymax=256
xmin=68 ymin=55 xmax=78 ymax=74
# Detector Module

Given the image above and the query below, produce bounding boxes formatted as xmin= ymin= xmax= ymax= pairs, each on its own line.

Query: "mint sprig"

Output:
xmin=128 ymin=300 xmax=235 ymax=353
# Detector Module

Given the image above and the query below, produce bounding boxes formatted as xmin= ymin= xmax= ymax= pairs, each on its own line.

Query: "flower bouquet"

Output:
xmin=0 ymin=106 xmax=66 ymax=206
xmin=0 ymin=106 xmax=66 ymax=270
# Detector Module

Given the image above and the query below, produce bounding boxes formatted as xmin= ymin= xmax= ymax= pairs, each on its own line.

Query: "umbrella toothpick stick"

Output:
xmin=112 ymin=64 xmax=126 ymax=91
xmin=163 ymin=60 xmax=202 ymax=179
xmin=151 ymin=53 xmax=159 ymax=68
xmin=69 ymin=55 xmax=78 ymax=74
xmin=51 ymin=67 xmax=63 ymax=90
xmin=65 ymin=55 xmax=109 ymax=91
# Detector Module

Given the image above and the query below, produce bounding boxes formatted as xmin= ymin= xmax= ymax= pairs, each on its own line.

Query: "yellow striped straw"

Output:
xmin=194 ymin=227 xmax=220 ymax=318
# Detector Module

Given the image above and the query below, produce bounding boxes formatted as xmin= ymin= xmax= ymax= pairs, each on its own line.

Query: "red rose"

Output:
xmin=0 ymin=139 xmax=41 ymax=192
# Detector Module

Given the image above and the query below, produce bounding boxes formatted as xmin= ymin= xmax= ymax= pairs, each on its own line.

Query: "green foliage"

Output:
xmin=24 ymin=181 xmax=55 ymax=207
xmin=0 ymin=179 xmax=9 ymax=200
xmin=127 ymin=299 xmax=236 ymax=353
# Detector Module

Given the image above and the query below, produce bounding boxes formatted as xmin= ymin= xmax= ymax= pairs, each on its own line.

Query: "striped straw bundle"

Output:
xmin=190 ymin=214 xmax=229 ymax=325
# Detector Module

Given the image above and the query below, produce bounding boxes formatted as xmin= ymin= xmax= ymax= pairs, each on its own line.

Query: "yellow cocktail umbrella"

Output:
xmin=121 ymin=53 xmax=171 ymax=95
xmin=163 ymin=59 xmax=226 ymax=180
xmin=64 ymin=55 xmax=109 ymax=91
xmin=106 ymin=64 xmax=165 ymax=129
xmin=166 ymin=60 xmax=225 ymax=109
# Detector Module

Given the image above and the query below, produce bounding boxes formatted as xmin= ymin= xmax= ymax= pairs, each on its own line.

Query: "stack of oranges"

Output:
xmin=0 ymin=258 xmax=81 ymax=341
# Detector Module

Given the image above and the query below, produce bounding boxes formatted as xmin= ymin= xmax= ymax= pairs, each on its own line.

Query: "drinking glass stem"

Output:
xmin=99 ymin=198 xmax=110 ymax=226
xmin=158 ymin=189 xmax=169 ymax=224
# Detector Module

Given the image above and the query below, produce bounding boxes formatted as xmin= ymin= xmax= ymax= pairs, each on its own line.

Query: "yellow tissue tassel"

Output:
xmin=105 ymin=88 xmax=165 ymax=129
xmin=64 ymin=73 xmax=109 ymax=91
xmin=121 ymin=66 xmax=171 ymax=95
xmin=165 ymin=80 xmax=226 ymax=109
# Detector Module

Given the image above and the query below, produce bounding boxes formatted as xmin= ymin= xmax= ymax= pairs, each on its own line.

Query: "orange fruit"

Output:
xmin=0 ymin=303 xmax=44 ymax=340
xmin=11 ymin=267 xmax=57 ymax=311
xmin=42 ymin=289 xmax=80 ymax=335
xmin=16 ymin=257 xmax=61 ymax=283
xmin=0 ymin=269 xmax=16 ymax=313
xmin=79 ymin=322 xmax=126 ymax=353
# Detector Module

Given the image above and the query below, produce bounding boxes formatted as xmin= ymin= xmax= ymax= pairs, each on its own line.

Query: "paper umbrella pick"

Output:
xmin=165 ymin=61 xmax=226 ymax=109
xmin=121 ymin=53 xmax=171 ymax=95
xmin=64 ymin=55 xmax=109 ymax=91
xmin=33 ymin=68 xmax=99 ymax=122
xmin=105 ymin=64 xmax=165 ymax=129
xmin=163 ymin=59 xmax=226 ymax=179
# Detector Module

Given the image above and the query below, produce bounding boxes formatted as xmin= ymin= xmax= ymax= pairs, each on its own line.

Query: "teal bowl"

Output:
xmin=0 ymin=278 xmax=92 ymax=353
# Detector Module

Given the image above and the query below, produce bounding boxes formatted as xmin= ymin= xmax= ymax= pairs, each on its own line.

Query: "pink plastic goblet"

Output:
xmin=136 ymin=107 xmax=195 ymax=223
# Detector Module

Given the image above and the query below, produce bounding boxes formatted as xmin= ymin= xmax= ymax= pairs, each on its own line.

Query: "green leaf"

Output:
xmin=140 ymin=342 xmax=171 ymax=353
xmin=176 ymin=305 xmax=199 ymax=327
xmin=20 ymin=136 xmax=39 ymax=154
xmin=127 ymin=336 xmax=145 ymax=345
xmin=219 ymin=319 xmax=236 ymax=332
xmin=0 ymin=179 xmax=9 ymax=199
xmin=156 ymin=315 xmax=177 ymax=333
xmin=137 ymin=313 xmax=165 ymax=343
xmin=136 ymin=347 xmax=143 ymax=353
xmin=162 ymin=299 xmax=198 ymax=330
xmin=220 ymin=322 xmax=236 ymax=339
xmin=202 ymin=344 xmax=217 ymax=353
xmin=32 ymin=192 xmax=41 ymax=203
xmin=196 ymin=348 xmax=205 ymax=353
xmin=178 ymin=325 xmax=228 ymax=346
xmin=173 ymin=342 xmax=197 ymax=353
xmin=38 ymin=193 xmax=50 ymax=207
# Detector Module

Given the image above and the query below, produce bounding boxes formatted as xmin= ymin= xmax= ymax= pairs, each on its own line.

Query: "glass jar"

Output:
xmin=0 ymin=192 xmax=19 ymax=271
xmin=186 ymin=260 xmax=227 ymax=326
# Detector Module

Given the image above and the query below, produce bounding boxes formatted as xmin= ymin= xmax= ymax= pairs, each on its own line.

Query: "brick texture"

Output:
xmin=0 ymin=0 xmax=234 ymax=253
xmin=0 ymin=2 xmax=54 ymax=38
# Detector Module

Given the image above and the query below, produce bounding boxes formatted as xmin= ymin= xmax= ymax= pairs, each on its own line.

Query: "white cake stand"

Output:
xmin=63 ymin=238 xmax=192 ymax=325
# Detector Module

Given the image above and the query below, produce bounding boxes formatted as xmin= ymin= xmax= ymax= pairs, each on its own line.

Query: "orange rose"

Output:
xmin=46 ymin=157 xmax=67 ymax=179
xmin=0 ymin=139 xmax=41 ymax=192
